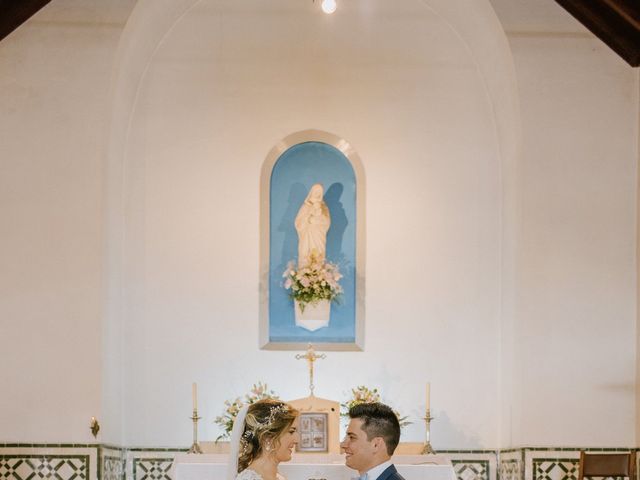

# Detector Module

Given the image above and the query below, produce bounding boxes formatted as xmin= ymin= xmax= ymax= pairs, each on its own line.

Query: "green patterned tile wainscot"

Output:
xmin=499 ymin=459 xmax=522 ymax=480
xmin=101 ymin=456 xmax=125 ymax=480
xmin=0 ymin=454 xmax=90 ymax=480
xmin=453 ymin=460 xmax=491 ymax=480
xmin=532 ymin=458 xmax=580 ymax=480
xmin=132 ymin=459 xmax=173 ymax=480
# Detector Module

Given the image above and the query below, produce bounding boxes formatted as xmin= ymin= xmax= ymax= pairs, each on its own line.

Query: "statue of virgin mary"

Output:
xmin=294 ymin=183 xmax=331 ymax=267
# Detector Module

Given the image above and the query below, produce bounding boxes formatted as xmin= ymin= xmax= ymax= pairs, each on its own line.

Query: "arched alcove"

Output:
xmin=104 ymin=0 xmax=521 ymax=447
xmin=259 ymin=130 xmax=366 ymax=350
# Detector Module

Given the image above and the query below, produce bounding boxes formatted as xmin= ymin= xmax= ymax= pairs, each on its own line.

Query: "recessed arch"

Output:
xmin=259 ymin=129 xmax=366 ymax=350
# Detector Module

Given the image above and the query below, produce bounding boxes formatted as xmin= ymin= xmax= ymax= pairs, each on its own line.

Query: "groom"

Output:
xmin=340 ymin=402 xmax=406 ymax=480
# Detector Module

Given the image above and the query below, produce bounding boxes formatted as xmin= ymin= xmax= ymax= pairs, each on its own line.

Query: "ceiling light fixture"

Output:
xmin=321 ymin=0 xmax=337 ymax=14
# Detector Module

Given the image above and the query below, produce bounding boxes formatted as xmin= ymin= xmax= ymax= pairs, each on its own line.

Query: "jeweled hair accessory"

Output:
xmin=252 ymin=404 xmax=290 ymax=430
xmin=240 ymin=435 xmax=251 ymax=455
xmin=267 ymin=404 xmax=289 ymax=425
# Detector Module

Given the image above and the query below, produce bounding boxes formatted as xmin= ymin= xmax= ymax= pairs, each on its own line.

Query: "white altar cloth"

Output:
xmin=173 ymin=453 xmax=456 ymax=480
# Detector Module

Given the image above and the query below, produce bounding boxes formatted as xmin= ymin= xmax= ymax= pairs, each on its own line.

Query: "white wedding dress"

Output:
xmin=235 ymin=469 xmax=285 ymax=480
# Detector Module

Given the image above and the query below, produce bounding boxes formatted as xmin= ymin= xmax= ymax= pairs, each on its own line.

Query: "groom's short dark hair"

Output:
xmin=348 ymin=402 xmax=400 ymax=455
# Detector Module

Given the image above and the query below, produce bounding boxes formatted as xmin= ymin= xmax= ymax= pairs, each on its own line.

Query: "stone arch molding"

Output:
xmin=105 ymin=0 xmax=520 ymax=210
xmin=103 ymin=0 xmax=522 ymax=338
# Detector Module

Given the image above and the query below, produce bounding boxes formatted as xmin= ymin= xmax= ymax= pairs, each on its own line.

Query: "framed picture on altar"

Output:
xmin=259 ymin=130 xmax=366 ymax=351
xmin=296 ymin=412 xmax=328 ymax=452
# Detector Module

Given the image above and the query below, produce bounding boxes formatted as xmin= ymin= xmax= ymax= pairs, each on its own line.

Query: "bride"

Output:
xmin=227 ymin=399 xmax=300 ymax=480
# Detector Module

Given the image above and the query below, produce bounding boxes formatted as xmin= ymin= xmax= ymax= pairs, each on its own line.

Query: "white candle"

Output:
xmin=426 ymin=382 xmax=431 ymax=412
xmin=192 ymin=382 xmax=197 ymax=411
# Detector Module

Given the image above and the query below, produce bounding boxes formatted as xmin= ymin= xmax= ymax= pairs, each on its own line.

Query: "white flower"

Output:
xmin=282 ymin=258 xmax=343 ymax=308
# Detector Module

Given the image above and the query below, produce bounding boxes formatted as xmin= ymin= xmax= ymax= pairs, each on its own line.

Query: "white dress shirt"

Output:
xmin=364 ymin=460 xmax=393 ymax=480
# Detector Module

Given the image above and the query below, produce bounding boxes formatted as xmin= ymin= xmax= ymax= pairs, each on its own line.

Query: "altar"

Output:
xmin=187 ymin=349 xmax=447 ymax=480
xmin=172 ymin=453 xmax=457 ymax=480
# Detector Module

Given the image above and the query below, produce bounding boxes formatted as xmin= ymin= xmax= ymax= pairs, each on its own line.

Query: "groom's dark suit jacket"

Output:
xmin=377 ymin=464 xmax=406 ymax=480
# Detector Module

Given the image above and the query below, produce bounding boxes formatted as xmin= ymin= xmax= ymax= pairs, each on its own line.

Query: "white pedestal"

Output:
xmin=294 ymin=299 xmax=330 ymax=331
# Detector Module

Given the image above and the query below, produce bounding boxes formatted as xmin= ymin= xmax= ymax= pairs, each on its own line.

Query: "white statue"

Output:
xmin=295 ymin=183 xmax=331 ymax=267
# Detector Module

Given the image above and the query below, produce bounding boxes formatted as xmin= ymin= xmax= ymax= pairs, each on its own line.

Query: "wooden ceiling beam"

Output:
xmin=555 ymin=0 xmax=640 ymax=67
xmin=0 ymin=0 xmax=52 ymax=42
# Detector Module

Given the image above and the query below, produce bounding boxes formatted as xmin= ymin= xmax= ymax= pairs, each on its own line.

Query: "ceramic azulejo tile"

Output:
xmin=0 ymin=454 xmax=91 ymax=480
xmin=100 ymin=447 xmax=125 ymax=480
xmin=532 ymin=458 xmax=579 ymax=480
xmin=102 ymin=456 xmax=125 ymax=480
xmin=500 ymin=459 xmax=522 ymax=480
xmin=453 ymin=460 xmax=491 ymax=480
xmin=126 ymin=450 xmax=182 ymax=480
xmin=524 ymin=448 xmax=637 ymax=480
xmin=446 ymin=452 xmax=497 ymax=480
xmin=524 ymin=449 xmax=580 ymax=480
xmin=0 ymin=447 xmax=98 ymax=480
xmin=499 ymin=449 xmax=524 ymax=480
xmin=131 ymin=459 xmax=172 ymax=480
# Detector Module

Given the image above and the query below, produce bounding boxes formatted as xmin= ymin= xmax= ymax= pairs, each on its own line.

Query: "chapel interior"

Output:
xmin=1 ymin=1 xmax=639 ymax=480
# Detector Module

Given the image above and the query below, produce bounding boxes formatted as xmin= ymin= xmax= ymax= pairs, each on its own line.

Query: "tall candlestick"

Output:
xmin=422 ymin=381 xmax=435 ymax=454
xmin=189 ymin=405 xmax=203 ymax=454
xmin=189 ymin=382 xmax=202 ymax=454
xmin=426 ymin=382 xmax=431 ymax=411
xmin=422 ymin=409 xmax=436 ymax=454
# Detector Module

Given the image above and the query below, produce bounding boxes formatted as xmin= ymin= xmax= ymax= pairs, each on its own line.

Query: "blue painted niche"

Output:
xmin=269 ymin=141 xmax=356 ymax=343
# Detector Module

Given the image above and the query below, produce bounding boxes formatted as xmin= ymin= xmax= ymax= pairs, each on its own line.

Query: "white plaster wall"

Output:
xmin=0 ymin=0 xmax=135 ymax=442
xmin=507 ymin=33 xmax=638 ymax=446
xmin=115 ymin=0 xmax=505 ymax=448
xmin=1 ymin=0 xmax=638 ymax=450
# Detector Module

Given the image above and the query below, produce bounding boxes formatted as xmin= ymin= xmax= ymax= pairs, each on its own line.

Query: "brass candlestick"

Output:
xmin=188 ymin=409 xmax=203 ymax=454
xmin=421 ymin=410 xmax=436 ymax=454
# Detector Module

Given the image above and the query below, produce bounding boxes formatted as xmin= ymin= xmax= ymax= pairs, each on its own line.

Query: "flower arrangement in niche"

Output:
xmin=283 ymin=253 xmax=343 ymax=312
xmin=214 ymin=382 xmax=279 ymax=441
xmin=341 ymin=385 xmax=411 ymax=428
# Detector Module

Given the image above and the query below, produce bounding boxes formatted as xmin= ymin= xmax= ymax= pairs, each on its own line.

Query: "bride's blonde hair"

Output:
xmin=237 ymin=399 xmax=298 ymax=472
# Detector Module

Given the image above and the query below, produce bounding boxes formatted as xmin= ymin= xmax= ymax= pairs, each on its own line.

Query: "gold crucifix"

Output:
xmin=295 ymin=343 xmax=326 ymax=397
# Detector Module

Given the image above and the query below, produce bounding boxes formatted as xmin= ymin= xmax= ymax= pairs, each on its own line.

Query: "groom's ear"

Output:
xmin=371 ymin=437 xmax=385 ymax=452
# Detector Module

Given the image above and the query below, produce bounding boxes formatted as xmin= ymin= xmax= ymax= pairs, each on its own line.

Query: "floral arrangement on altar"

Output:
xmin=214 ymin=382 xmax=279 ymax=441
xmin=341 ymin=385 xmax=412 ymax=428
xmin=283 ymin=253 xmax=343 ymax=312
